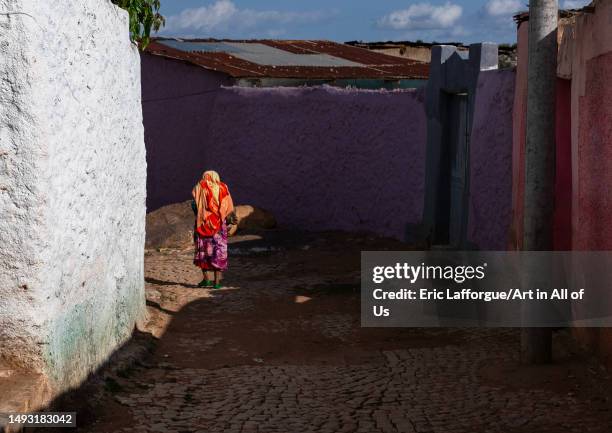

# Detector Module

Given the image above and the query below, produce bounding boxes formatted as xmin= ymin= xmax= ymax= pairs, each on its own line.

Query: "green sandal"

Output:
xmin=213 ymin=284 xmax=223 ymax=290
xmin=198 ymin=279 xmax=213 ymax=288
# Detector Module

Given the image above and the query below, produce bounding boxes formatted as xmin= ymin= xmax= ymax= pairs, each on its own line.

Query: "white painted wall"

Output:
xmin=0 ymin=0 xmax=146 ymax=390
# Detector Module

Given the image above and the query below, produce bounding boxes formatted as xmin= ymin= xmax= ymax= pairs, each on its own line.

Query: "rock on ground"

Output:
xmin=235 ymin=205 xmax=277 ymax=230
xmin=146 ymin=201 xmax=277 ymax=249
xmin=146 ymin=201 xmax=195 ymax=249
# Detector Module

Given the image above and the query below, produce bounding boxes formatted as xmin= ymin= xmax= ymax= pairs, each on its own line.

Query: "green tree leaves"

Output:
xmin=112 ymin=0 xmax=165 ymax=49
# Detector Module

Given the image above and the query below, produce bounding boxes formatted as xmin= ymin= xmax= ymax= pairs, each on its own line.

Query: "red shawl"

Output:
xmin=192 ymin=179 xmax=234 ymax=237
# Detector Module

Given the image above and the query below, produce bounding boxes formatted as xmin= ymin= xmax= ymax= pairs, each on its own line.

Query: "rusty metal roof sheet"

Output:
xmin=513 ymin=6 xmax=593 ymax=25
xmin=145 ymin=38 xmax=429 ymax=80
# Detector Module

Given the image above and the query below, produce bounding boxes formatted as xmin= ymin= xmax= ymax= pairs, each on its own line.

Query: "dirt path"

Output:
xmin=45 ymin=231 xmax=612 ymax=433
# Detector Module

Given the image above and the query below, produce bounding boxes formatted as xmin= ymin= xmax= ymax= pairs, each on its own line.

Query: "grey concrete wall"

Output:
xmin=0 ymin=0 xmax=146 ymax=392
xmin=422 ymin=43 xmax=502 ymax=248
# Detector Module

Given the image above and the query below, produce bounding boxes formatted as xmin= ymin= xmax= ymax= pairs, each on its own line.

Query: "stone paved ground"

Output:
xmin=49 ymin=231 xmax=612 ymax=433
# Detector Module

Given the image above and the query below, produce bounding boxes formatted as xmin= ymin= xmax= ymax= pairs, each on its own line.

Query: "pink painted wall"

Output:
xmin=554 ymin=0 xmax=612 ymax=252
xmin=575 ymin=52 xmax=612 ymax=249
xmin=569 ymin=1 xmax=612 ymax=367
xmin=570 ymin=4 xmax=612 ymax=250
xmin=513 ymin=0 xmax=612 ymax=364
xmin=554 ymin=79 xmax=572 ymax=251
xmin=467 ymin=69 xmax=516 ymax=251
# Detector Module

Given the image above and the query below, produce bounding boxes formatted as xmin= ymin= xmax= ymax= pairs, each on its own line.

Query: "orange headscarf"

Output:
xmin=192 ymin=171 xmax=234 ymax=237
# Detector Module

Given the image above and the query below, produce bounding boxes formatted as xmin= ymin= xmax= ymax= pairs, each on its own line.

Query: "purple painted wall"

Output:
xmin=204 ymin=86 xmax=427 ymax=239
xmin=467 ymin=69 xmax=515 ymax=250
xmin=142 ymin=54 xmax=427 ymax=240
xmin=142 ymin=54 xmax=515 ymax=244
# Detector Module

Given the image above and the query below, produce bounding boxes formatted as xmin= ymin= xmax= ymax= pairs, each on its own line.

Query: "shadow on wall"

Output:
xmin=467 ymin=69 xmax=516 ymax=251
xmin=30 ymin=328 xmax=153 ymax=432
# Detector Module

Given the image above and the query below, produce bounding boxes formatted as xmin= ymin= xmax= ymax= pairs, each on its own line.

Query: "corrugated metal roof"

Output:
xmin=159 ymin=40 xmax=361 ymax=66
xmin=225 ymin=43 xmax=363 ymax=67
xmin=145 ymin=38 xmax=429 ymax=80
xmin=158 ymin=40 xmax=243 ymax=53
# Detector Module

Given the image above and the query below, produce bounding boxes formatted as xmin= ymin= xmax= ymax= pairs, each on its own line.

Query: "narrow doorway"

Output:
xmin=434 ymin=92 xmax=470 ymax=247
xmin=553 ymin=78 xmax=572 ymax=250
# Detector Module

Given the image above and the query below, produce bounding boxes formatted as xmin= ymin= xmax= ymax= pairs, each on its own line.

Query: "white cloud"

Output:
xmin=449 ymin=25 xmax=469 ymax=37
xmin=377 ymin=2 xmax=463 ymax=31
xmin=163 ymin=0 xmax=335 ymax=36
xmin=562 ymin=0 xmax=591 ymax=9
xmin=477 ymin=0 xmax=523 ymax=36
xmin=484 ymin=0 xmax=523 ymax=16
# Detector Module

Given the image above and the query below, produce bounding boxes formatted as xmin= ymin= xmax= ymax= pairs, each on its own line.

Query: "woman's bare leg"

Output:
xmin=214 ymin=271 xmax=221 ymax=287
xmin=199 ymin=269 xmax=213 ymax=287
xmin=207 ymin=271 xmax=214 ymax=281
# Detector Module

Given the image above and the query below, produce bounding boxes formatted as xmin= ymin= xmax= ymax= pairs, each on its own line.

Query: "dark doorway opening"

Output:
xmin=553 ymin=78 xmax=572 ymax=250
xmin=434 ymin=92 xmax=470 ymax=247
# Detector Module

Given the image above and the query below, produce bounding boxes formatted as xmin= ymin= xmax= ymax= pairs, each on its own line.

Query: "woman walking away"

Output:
xmin=192 ymin=170 xmax=235 ymax=289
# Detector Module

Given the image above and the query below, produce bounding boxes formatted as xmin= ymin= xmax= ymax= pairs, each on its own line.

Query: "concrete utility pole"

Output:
xmin=522 ymin=0 xmax=558 ymax=364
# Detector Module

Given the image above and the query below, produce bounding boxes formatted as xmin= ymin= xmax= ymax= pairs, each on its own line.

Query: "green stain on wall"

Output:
xmin=43 ymin=280 xmax=145 ymax=388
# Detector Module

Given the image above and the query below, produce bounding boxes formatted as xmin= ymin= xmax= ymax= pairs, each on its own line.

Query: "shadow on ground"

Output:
xmin=32 ymin=230 xmax=612 ymax=433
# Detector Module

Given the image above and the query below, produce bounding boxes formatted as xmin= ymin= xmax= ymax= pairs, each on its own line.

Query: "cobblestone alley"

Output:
xmin=47 ymin=231 xmax=612 ymax=433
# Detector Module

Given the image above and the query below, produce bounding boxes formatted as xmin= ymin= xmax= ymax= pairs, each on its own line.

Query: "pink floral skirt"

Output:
xmin=193 ymin=222 xmax=228 ymax=271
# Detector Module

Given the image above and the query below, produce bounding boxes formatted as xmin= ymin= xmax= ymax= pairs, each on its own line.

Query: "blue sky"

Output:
xmin=157 ymin=0 xmax=591 ymax=44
